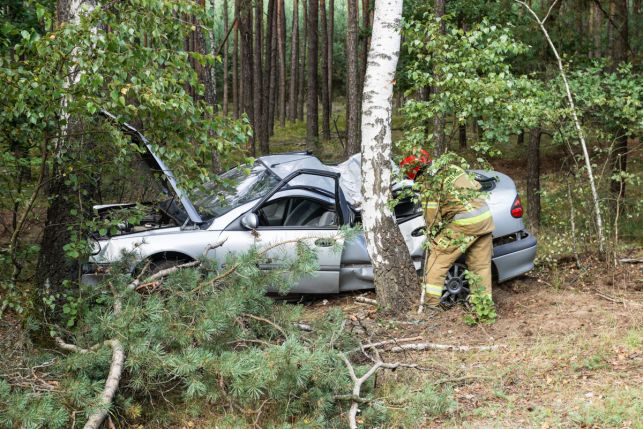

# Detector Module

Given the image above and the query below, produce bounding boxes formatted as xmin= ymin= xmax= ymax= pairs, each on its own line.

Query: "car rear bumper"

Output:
xmin=492 ymin=231 xmax=537 ymax=283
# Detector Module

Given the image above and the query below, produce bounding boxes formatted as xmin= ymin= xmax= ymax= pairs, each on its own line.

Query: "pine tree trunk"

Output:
xmin=288 ymin=0 xmax=299 ymax=121
xmin=269 ymin=1 xmax=279 ymax=135
xmin=239 ymin=0 xmax=255 ymax=155
xmin=306 ymin=0 xmax=319 ymax=151
xmin=359 ymin=0 xmax=370 ymax=87
xmin=320 ymin=0 xmax=331 ymax=140
xmin=233 ymin=6 xmax=240 ymax=119
xmin=459 ymin=123 xmax=467 ymax=149
xmin=297 ymin=0 xmax=307 ymax=121
xmin=263 ymin=0 xmax=275 ymax=143
xmin=609 ymin=0 xmax=629 ymax=205
xmin=328 ymin=0 xmax=334 ymax=120
xmin=431 ymin=0 xmax=446 ymax=157
xmin=527 ymin=128 xmax=541 ymax=232
xmin=254 ymin=0 xmax=268 ymax=154
xmin=590 ymin=1 xmax=602 ymax=58
xmin=276 ymin=0 xmax=287 ymax=127
xmin=345 ymin=0 xmax=360 ymax=156
xmin=360 ymin=0 xmax=418 ymax=313
xmin=223 ymin=0 xmax=229 ymax=115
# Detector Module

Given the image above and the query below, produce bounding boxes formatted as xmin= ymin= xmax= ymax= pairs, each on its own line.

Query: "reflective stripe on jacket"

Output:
xmin=422 ymin=165 xmax=495 ymax=236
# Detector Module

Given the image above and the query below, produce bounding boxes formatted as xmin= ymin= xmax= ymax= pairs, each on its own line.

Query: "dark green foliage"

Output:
xmin=1 ymin=239 xmax=356 ymax=427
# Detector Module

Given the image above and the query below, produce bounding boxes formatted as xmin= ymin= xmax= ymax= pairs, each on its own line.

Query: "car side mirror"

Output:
xmin=241 ymin=212 xmax=259 ymax=230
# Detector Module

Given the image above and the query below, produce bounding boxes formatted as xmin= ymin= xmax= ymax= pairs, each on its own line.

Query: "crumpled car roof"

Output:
xmin=258 ymin=153 xmax=367 ymax=207
xmin=258 ymin=153 xmax=399 ymax=208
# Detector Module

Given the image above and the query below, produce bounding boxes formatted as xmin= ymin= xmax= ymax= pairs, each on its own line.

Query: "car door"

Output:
xmin=215 ymin=170 xmax=348 ymax=294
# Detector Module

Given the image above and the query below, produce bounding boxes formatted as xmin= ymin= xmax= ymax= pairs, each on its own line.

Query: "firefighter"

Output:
xmin=400 ymin=153 xmax=495 ymax=308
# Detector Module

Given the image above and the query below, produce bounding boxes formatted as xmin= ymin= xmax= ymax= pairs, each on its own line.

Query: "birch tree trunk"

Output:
xmin=360 ymin=0 xmax=418 ymax=313
xmin=37 ymin=0 xmax=97 ymax=316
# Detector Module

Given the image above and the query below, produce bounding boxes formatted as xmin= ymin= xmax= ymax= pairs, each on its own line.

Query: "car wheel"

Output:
xmin=441 ymin=262 xmax=470 ymax=308
xmin=419 ymin=251 xmax=470 ymax=308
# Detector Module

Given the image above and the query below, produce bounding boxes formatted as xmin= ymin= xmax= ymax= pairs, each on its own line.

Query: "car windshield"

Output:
xmin=193 ymin=163 xmax=281 ymax=220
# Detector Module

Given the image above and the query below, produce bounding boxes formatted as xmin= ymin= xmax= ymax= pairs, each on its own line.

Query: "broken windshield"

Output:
xmin=194 ymin=163 xmax=281 ymax=220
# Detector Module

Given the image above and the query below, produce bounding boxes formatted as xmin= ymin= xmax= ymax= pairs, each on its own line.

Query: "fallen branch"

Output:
xmin=619 ymin=258 xmax=643 ymax=264
xmin=339 ymin=353 xmax=422 ymax=429
xmin=355 ymin=296 xmax=377 ymax=305
xmin=350 ymin=336 xmax=423 ymax=353
xmin=389 ymin=342 xmax=502 ymax=353
xmin=127 ymin=260 xmax=200 ymax=290
xmin=55 ymin=278 xmax=127 ymax=429
xmin=82 ymin=339 xmax=124 ymax=429
xmin=595 ymin=291 xmax=642 ymax=306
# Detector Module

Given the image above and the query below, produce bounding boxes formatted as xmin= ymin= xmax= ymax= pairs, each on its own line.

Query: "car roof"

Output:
xmin=257 ymin=153 xmax=338 ymax=194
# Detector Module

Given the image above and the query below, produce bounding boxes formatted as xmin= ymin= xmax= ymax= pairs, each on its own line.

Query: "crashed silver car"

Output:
xmin=84 ymin=119 xmax=537 ymax=305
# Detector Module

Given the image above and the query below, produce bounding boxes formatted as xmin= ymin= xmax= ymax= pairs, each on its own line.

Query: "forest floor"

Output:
xmin=298 ymin=254 xmax=642 ymax=428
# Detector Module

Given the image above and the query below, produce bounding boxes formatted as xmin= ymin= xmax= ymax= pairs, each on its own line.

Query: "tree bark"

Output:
xmin=345 ymin=0 xmax=360 ymax=156
xmin=527 ymin=128 xmax=541 ymax=232
xmin=277 ymin=0 xmax=287 ymax=127
xmin=360 ymin=0 xmax=418 ymax=313
xmin=268 ymin=0 xmax=279 ymax=135
xmin=459 ymin=123 xmax=467 ymax=149
xmin=37 ymin=0 xmax=97 ymax=318
xmin=223 ymin=0 xmax=230 ymax=115
xmin=359 ymin=0 xmax=370 ymax=87
xmin=239 ymin=0 xmax=255 ymax=155
xmin=306 ymin=0 xmax=319 ymax=151
xmin=254 ymin=0 xmax=268 ymax=154
xmin=431 ymin=0 xmax=446 ymax=157
xmin=233 ymin=4 xmax=240 ymax=118
xmin=589 ymin=1 xmax=602 ymax=58
xmin=328 ymin=0 xmax=334 ymax=119
xmin=608 ymin=0 xmax=629 ymax=206
xmin=263 ymin=0 xmax=275 ymax=144
xmin=297 ymin=0 xmax=307 ymax=121
xmin=320 ymin=0 xmax=331 ymax=140
xmin=288 ymin=0 xmax=299 ymax=121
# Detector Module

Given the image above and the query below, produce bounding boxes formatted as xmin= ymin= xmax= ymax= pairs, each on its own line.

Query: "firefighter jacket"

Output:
xmin=421 ymin=165 xmax=495 ymax=236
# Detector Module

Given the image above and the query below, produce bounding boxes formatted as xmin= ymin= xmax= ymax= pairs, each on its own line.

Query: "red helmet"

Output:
xmin=399 ymin=149 xmax=431 ymax=180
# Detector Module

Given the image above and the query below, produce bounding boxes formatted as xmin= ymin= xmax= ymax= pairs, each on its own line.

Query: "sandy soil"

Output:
xmin=300 ymin=258 xmax=643 ymax=428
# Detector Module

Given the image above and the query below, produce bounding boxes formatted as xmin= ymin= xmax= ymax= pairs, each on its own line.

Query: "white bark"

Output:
xmin=360 ymin=0 xmax=403 ymax=267
xmin=514 ymin=0 xmax=606 ymax=254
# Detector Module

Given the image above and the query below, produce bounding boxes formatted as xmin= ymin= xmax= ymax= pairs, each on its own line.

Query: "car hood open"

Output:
xmin=99 ymin=110 xmax=203 ymax=225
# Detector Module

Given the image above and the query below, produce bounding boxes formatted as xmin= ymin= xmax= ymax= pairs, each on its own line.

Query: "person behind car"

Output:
xmin=400 ymin=152 xmax=495 ymax=309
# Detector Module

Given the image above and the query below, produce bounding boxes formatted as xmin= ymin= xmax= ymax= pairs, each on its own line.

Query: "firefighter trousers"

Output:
xmin=423 ymin=228 xmax=493 ymax=304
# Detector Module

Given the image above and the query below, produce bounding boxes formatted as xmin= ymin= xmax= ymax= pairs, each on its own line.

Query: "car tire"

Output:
xmin=419 ymin=251 xmax=470 ymax=308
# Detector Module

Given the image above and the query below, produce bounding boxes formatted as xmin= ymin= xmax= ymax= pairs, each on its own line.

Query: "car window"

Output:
xmin=258 ymin=197 xmax=337 ymax=228
xmin=193 ymin=163 xmax=281 ymax=220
